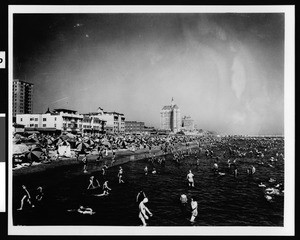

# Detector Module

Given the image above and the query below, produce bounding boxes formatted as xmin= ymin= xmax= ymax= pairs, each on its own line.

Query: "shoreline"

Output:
xmin=13 ymin=142 xmax=200 ymax=176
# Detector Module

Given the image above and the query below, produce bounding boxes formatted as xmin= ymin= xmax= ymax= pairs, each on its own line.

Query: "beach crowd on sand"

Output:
xmin=13 ymin=132 xmax=284 ymax=226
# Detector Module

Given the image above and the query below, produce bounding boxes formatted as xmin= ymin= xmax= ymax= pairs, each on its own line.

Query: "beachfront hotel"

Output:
xmin=13 ymin=79 xmax=33 ymax=117
xmin=160 ymin=98 xmax=181 ymax=133
xmin=182 ymin=116 xmax=195 ymax=132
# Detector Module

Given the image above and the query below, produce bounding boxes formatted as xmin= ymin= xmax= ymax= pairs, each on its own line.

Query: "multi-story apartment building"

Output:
xmin=13 ymin=79 xmax=33 ymax=116
xmin=16 ymin=108 xmax=83 ymax=134
xmin=82 ymin=107 xmax=125 ymax=134
xmin=125 ymin=121 xmax=145 ymax=133
xmin=160 ymin=98 xmax=181 ymax=133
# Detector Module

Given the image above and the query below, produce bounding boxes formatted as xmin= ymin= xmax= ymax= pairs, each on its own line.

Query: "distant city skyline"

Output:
xmin=13 ymin=12 xmax=284 ymax=135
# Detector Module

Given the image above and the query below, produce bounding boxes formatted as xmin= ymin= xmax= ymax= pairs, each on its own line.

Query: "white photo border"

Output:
xmin=8 ymin=5 xmax=295 ymax=236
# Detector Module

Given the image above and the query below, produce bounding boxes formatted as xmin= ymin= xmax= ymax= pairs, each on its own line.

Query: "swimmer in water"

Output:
xmin=35 ymin=186 xmax=44 ymax=202
xmin=190 ymin=198 xmax=198 ymax=223
xmin=180 ymin=193 xmax=188 ymax=215
xmin=152 ymin=167 xmax=157 ymax=174
xmin=138 ymin=197 xmax=153 ymax=226
xmin=144 ymin=166 xmax=148 ymax=175
xmin=187 ymin=170 xmax=194 ymax=187
xmin=68 ymin=206 xmax=95 ymax=215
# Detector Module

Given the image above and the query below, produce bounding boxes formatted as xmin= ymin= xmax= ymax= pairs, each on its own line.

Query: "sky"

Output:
xmin=13 ymin=12 xmax=284 ymax=135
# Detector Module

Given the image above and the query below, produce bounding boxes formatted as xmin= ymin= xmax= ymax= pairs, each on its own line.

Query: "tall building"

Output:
xmin=160 ymin=98 xmax=181 ymax=133
xmin=13 ymin=79 xmax=33 ymax=116
xmin=182 ymin=116 xmax=195 ymax=131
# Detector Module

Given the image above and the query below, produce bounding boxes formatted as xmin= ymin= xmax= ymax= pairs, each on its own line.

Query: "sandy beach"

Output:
xmin=12 ymin=141 xmax=200 ymax=177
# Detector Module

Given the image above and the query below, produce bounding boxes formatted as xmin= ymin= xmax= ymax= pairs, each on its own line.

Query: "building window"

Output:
xmin=35 ymin=124 xmax=38 ymax=127
xmin=30 ymin=118 xmax=34 ymax=121
xmin=43 ymin=124 xmax=46 ymax=127
xmin=20 ymin=118 xmax=23 ymax=121
xmin=54 ymin=117 xmax=57 ymax=121
xmin=30 ymin=124 xmax=34 ymax=127
xmin=35 ymin=118 xmax=38 ymax=121
xmin=54 ymin=124 xmax=56 ymax=128
xmin=43 ymin=118 xmax=47 ymax=121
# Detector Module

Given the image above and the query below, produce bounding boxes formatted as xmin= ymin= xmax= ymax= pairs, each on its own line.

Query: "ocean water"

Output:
xmin=13 ymin=143 xmax=284 ymax=226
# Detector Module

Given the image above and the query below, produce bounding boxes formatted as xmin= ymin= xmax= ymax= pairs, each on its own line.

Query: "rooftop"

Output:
xmin=53 ymin=108 xmax=78 ymax=114
xmin=161 ymin=104 xmax=179 ymax=110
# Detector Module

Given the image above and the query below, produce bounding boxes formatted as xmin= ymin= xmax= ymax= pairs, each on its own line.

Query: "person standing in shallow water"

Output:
xmin=190 ymin=197 xmax=198 ymax=223
xmin=138 ymin=197 xmax=153 ymax=226
xmin=187 ymin=170 xmax=195 ymax=187
xmin=17 ymin=185 xmax=35 ymax=210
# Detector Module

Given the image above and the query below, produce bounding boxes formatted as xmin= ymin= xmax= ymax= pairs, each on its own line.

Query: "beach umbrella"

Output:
xmin=13 ymin=144 xmax=29 ymax=155
xmin=75 ymin=141 xmax=89 ymax=152
xmin=66 ymin=133 xmax=76 ymax=139
xmin=52 ymin=137 xmax=64 ymax=146
xmin=25 ymin=146 xmax=44 ymax=162
xmin=84 ymin=139 xmax=95 ymax=146
xmin=59 ymin=140 xmax=70 ymax=146
xmin=27 ymin=137 xmax=39 ymax=144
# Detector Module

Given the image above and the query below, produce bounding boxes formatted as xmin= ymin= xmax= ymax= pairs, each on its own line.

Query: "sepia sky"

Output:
xmin=13 ymin=13 xmax=284 ymax=135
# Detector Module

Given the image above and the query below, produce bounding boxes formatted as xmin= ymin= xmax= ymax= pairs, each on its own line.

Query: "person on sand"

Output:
xmin=97 ymin=146 xmax=103 ymax=161
xmin=138 ymin=197 xmax=153 ymax=226
xmin=187 ymin=170 xmax=195 ymax=187
xmin=111 ymin=150 xmax=116 ymax=166
xmin=81 ymin=155 xmax=88 ymax=173
xmin=190 ymin=197 xmax=198 ymax=223
xmin=17 ymin=185 xmax=35 ymax=210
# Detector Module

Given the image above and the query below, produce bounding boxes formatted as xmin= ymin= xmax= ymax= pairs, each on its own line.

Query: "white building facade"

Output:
xmin=160 ymin=98 xmax=181 ymax=133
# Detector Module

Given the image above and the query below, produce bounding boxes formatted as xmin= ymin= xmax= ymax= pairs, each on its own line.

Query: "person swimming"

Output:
xmin=152 ymin=168 xmax=157 ymax=174
xmin=144 ymin=166 xmax=148 ymax=175
xmin=35 ymin=186 xmax=44 ymax=202
xmin=187 ymin=170 xmax=194 ymax=187
xmin=68 ymin=206 xmax=95 ymax=215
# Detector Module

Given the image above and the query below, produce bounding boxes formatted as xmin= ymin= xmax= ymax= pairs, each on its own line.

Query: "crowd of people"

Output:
xmin=15 ymin=132 xmax=284 ymax=225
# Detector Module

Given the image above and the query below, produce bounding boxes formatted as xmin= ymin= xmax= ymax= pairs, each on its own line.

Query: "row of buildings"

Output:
xmin=15 ymin=107 xmax=155 ymax=135
xmin=13 ymin=79 xmax=152 ymax=135
xmin=160 ymin=98 xmax=195 ymax=133
xmin=13 ymin=79 xmax=195 ymax=135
